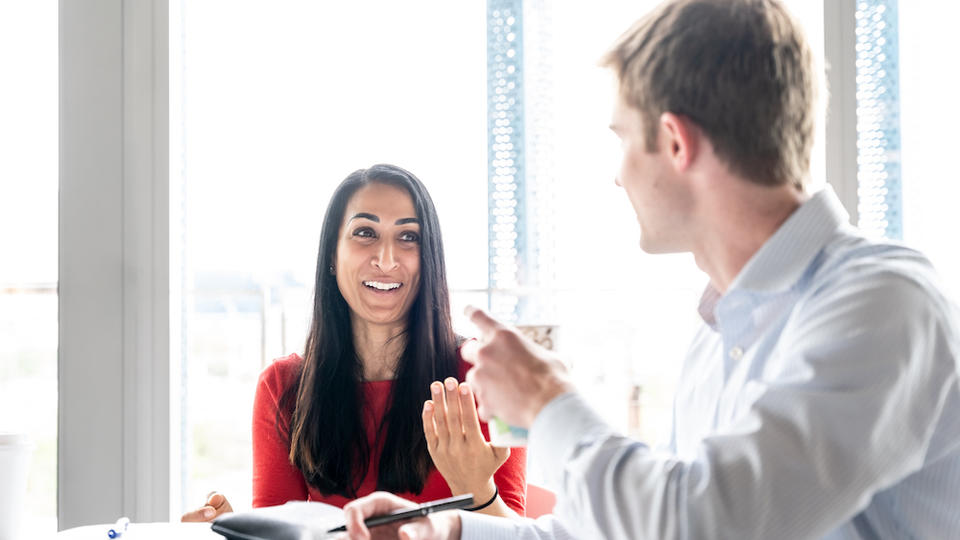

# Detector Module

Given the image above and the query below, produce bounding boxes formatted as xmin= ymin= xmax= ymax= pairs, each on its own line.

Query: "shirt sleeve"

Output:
xmin=252 ymin=359 xmax=309 ymax=507
xmin=526 ymin=272 xmax=960 ymax=539
xmin=460 ymin=511 xmax=576 ymax=540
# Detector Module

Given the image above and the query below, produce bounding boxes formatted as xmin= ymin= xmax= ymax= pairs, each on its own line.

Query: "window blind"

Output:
xmin=855 ymin=0 xmax=903 ymax=239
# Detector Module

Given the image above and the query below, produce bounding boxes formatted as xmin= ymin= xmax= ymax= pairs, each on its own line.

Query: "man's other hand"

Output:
xmin=462 ymin=306 xmax=574 ymax=428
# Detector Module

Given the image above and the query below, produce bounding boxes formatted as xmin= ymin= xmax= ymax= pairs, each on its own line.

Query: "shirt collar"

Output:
xmin=697 ymin=186 xmax=850 ymax=325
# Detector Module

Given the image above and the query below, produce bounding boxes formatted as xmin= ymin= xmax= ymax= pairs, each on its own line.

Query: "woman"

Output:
xmin=182 ymin=164 xmax=526 ymax=521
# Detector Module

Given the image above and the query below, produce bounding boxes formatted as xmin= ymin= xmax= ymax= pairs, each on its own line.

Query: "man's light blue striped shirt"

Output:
xmin=462 ymin=187 xmax=960 ymax=539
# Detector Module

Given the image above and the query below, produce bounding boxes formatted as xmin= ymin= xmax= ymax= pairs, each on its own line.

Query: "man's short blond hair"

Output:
xmin=601 ymin=0 xmax=817 ymax=189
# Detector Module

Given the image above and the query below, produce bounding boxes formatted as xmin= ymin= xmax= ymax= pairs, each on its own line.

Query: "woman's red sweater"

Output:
xmin=251 ymin=353 xmax=527 ymax=513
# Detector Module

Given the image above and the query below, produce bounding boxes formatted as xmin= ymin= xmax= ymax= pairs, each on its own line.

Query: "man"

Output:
xmin=341 ymin=0 xmax=960 ymax=538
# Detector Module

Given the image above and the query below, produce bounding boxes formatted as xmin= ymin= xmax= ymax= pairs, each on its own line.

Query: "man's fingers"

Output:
xmin=464 ymin=368 xmax=490 ymax=421
xmin=476 ymin=401 xmax=491 ymax=422
xmin=460 ymin=339 xmax=480 ymax=365
xmin=464 ymin=305 xmax=505 ymax=340
xmin=342 ymin=492 xmax=419 ymax=539
xmin=344 ymin=491 xmax=417 ymax=515
xmin=343 ymin=503 xmax=371 ymax=540
xmin=459 ymin=339 xmax=479 ymax=365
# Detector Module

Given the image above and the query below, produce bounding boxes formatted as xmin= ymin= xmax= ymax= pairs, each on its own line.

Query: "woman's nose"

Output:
xmin=373 ymin=243 xmax=399 ymax=271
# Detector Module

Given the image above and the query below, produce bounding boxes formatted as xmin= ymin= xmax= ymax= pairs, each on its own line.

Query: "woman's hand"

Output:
xmin=423 ymin=378 xmax=510 ymax=508
xmin=180 ymin=491 xmax=234 ymax=522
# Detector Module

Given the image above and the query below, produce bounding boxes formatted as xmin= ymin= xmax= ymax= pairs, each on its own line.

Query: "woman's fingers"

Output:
xmin=208 ymin=492 xmax=233 ymax=514
xmin=443 ymin=377 xmax=463 ymax=437
xmin=207 ymin=492 xmax=225 ymax=510
xmin=430 ymin=382 xmax=449 ymax=444
xmin=180 ymin=492 xmax=232 ymax=523
xmin=180 ymin=505 xmax=216 ymax=522
xmin=422 ymin=400 xmax=439 ymax=450
xmin=457 ymin=383 xmax=485 ymax=444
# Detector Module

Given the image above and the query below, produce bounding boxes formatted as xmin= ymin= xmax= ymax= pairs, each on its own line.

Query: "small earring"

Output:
xmin=328 ymin=265 xmax=335 ymax=275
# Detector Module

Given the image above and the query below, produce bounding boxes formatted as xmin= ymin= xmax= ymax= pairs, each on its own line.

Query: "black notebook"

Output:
xmin=211 ymin=501 xmax=345 ymax=540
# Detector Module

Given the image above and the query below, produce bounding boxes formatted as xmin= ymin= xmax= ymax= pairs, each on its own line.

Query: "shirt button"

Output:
xmin=729 ymin=346 xmax=744 ymax=361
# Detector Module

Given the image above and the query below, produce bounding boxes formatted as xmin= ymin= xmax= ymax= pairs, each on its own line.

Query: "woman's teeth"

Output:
xmin=364 ymin=281 xmax=402 ymax=291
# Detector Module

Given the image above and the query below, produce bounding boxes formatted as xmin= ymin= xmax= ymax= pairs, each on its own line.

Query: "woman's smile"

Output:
xmin=362 ymin=280 xmax=403 ymax=292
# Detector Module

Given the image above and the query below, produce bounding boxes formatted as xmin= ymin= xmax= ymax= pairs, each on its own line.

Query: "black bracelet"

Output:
xmin=464 ymin=487 xmax=498 ymax=512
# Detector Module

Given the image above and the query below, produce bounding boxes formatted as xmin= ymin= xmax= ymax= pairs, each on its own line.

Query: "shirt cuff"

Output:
xmin=459 ymin=510 xmax=519 ymax=540
xmin=527 ymin=392 xmax=615 ymax=492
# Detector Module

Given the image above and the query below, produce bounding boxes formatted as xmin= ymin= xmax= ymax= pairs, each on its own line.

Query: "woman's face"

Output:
xmin=335 ymin=182 xmax=422 ymax=328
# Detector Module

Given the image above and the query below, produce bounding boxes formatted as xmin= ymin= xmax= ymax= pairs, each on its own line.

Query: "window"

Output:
xmin=855 ymin=0 xmax=903 ymax=240
xmin=485 ymin=0 xmax=825 ymax=444
xmin=896 ymin=1 xmax=960 ymax=298
xmin=0 ymin=1 xmax=58 ymax=533
xmin=848 ymin=0 xmax=960 ymax=298
xmin=171 ymin=1 xmax=829 ymax=507
xmin=171 ymin=0 xmax=487 ymax=512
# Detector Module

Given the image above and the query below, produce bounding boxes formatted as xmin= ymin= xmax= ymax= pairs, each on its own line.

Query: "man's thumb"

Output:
xmin=398 ymin=521 xmax=429 ymax=540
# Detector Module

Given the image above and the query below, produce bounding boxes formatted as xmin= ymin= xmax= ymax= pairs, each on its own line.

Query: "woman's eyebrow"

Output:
xmin=348 ymin=212 xmax=379 ymax=223
xmin=348 ymin=213 xmax=419 ymax=225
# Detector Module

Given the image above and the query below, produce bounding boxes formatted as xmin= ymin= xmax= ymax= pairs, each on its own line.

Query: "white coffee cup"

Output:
xmin=516 ymin=324 xmax=558 ymax=352
xmin=0 ymin=433 xmax=34 ymax=540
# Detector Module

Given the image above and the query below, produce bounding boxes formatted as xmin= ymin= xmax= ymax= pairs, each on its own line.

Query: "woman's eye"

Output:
xmin=400 ymin=231 xmax=420 ymax=243
xmin=353 ymin=227 xmax=376 ymax=239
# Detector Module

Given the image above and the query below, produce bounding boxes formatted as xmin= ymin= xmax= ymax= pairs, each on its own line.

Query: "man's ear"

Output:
xmin=658 ymin=112 xmax=699 ymax=171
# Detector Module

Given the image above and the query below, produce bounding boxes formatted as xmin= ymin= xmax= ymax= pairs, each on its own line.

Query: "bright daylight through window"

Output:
xmin=170 ymin=0 xmax=828 ymax=510
xmin=0 ymin=1 xmax=58 ymax=535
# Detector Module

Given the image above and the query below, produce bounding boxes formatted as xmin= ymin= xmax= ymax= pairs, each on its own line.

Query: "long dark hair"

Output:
xmin=280 ymin=164 xmax=460 ymax=497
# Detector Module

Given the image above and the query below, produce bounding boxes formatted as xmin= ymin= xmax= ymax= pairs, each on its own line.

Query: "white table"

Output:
xmin=56 ymin=522 xmax=219 ymax=539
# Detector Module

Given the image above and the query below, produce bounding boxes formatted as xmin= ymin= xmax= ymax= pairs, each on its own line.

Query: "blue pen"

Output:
xmin=107 ymin=517 xmax=129 ymax=539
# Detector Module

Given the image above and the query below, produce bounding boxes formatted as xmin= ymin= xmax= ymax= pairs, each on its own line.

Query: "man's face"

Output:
xmin=609 ymin=94 xmax=694 ymax=254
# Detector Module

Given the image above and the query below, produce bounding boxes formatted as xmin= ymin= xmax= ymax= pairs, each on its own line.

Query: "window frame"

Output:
xmin=58 ymin=0 xmax=173 ymax=527
xmin=824 ymin=0 xmax=859 ymax=223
